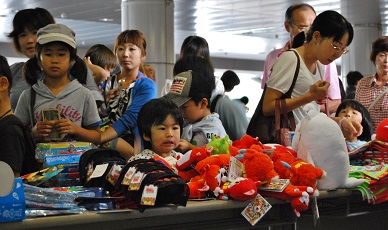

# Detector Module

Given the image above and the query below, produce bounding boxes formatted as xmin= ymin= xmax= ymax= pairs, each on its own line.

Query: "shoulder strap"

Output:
xmin=30 ymin=87 xmax=36 ymax=127
xmin=368 ymin=86 xmax=388 ymax=110
xmin=283 ymin=50 xmax=300 ymax=98
xmin=210 ymin=94 xmax=222 ymax=113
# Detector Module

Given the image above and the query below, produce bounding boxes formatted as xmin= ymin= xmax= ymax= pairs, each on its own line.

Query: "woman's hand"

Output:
xmin=309 ymin=80 xmax=330 ymax=102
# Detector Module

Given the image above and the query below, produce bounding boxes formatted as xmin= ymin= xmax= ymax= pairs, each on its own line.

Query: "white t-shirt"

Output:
xmin=266 ymin=49 xmax=322 ymax=125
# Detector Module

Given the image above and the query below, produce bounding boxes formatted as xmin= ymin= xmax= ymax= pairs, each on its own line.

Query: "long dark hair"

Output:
xmin=293 ymin=10 xmax=353 ymax=49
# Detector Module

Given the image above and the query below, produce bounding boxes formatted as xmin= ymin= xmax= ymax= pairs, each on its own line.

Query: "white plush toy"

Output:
xmin=292 ymin=105 xmax=365 ymax=190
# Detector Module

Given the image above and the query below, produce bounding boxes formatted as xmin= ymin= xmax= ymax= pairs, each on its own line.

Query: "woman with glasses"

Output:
xmin=261 ymin=10 xmax=362 ymax=135
xmin=355 ymin=36 xmax=388 ymax=133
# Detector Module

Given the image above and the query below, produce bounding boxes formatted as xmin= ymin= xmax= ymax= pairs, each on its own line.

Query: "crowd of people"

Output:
xmin=1 ymin=3 xmax=387 ymax=178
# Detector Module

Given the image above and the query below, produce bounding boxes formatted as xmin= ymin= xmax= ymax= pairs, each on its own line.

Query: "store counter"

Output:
xmin=2 ymin=189 xmax=378 ymax=230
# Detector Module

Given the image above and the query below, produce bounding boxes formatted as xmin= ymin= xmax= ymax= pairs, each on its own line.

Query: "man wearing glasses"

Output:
xmin=261 ymin=3 xmax=343 ymax=114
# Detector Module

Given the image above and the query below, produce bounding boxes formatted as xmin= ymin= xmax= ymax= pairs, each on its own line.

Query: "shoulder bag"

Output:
xmin=246 ymin=50 xmax=300 ymax=145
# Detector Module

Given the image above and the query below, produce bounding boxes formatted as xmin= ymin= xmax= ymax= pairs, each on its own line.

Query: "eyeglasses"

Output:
xmin=327 ymin=39 xmax=349 ymax=54
xmin=291 ymin=23 xmax=310 ymax=32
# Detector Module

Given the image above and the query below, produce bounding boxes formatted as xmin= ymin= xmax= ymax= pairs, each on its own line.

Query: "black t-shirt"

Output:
xmin=0 ymin=115 xmax=40 ymax=175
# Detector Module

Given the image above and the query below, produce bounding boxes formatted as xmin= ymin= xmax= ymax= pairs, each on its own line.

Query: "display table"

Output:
xmin=2 ymin=189 xmax=381 ymax=230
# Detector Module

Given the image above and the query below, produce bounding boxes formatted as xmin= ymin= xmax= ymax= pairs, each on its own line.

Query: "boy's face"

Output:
xmin=143 ymin=114 xmax=181 ymax=158
xmin=179 ymin=99 xmax=207 ymax=124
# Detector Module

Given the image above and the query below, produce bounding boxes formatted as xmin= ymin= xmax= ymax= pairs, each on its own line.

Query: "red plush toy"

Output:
xmin=213 ymin=177 xmax=261 ymax=201
xmin=260 ymin=184 xmax=318 ymax=217
xmin=232 ymin=135 xmax=260 ymax=149
xmin=376 ymin=118 xmax=388 ymax=143
xmin=242 ymin=148 xmax=279 ymax=183
xmin=272 ymin=146 xmax=325 ymax=188
xmin=176 ymin=146 xmax=212 ymax=182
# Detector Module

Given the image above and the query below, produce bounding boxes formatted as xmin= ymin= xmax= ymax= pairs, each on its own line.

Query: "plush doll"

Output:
xmin=232 ymin=135 xmax=260 ymax=149
xmin=214 ymin=177 xmax=261 ymax=201
xmin=187 ymin=179 xmax=209 ymax=199
xmin=260 ymin=184 xmax=318 ymax=217
xmin=376 ymin=118 xmax=388 ymax=142
xmin=272 ymin=146 xmax=325 ymax=188
xmin=207 ymin=134 xmax=231 ymax=155
xmin=195 ymin=154 xmax=231 ymax=174
xmin=176 ymin=146 xmax=212 ymax=181
xmin=241 ymin=148 xmax=279 ymax=183
xmin=292 ymin=105 xmax=365 ymax=190
xmin=186 ymin=164 xmax=220 ymax=198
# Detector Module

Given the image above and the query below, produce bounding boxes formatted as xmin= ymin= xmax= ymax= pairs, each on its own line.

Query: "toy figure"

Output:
xmin=292 ymin=105 xmax=365 ymax=189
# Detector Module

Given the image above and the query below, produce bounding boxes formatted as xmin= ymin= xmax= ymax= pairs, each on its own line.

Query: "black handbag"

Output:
xmin=246 ymin=50 xmax=300 ymax=144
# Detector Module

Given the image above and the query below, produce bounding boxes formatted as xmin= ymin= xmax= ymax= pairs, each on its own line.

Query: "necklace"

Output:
xmin=0 ymin=109 xmax=11 ymax=120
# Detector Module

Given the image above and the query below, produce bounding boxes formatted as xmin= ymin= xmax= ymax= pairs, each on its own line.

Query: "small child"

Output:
xmin=83 ymin=44 xmax=118 ymax=117
xmin=164 ymin=56 xmax=226 ymax=153
xmin=335 ymin=99 xmax=373 ymax=151
xmin=128 ymin=97 xmax=183 ymax=172
xmin=15 ymin=24 xmax=101 ymax=145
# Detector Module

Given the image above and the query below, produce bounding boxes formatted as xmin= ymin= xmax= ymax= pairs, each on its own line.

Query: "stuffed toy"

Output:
xmin=232 ymin=135 xmax=260 ymax=149
xmin=207 ymin=134 xmax=231 ymax=155
xmin=195 ymin=153 xmax=231 ymax=174
xmin=376 ymin=118 xmax=388 ymax=142
xmin=176 ymin=146 xmax=212 ymax=181
xmin=186 ymin=164 xmax=220 ymax=198
xmin=240 ymin=148 xmax=279 ymax=183
xmin=292 ymin=105 xmax=365 ymax=190
xmin=214 ymin=177 xmax=261 ymax=201
xmin=272 ymin=146 xmax=325 ymax=188
xmin=187 ymin=179 xmax=209 ymax=199
xmin=260 ymin=184 xmax=318 ymax=217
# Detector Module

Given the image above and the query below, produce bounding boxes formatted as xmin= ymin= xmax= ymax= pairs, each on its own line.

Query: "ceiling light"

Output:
xmin=99 ymin=18 xmax=114 ymax=22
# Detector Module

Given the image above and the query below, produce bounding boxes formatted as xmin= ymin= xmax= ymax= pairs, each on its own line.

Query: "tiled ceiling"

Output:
xmin=0 ymin=0 xmax=386 ymax=60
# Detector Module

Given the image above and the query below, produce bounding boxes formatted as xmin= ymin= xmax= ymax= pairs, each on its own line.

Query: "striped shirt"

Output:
xmin=355 ymin=75 xmax=388 ymax=133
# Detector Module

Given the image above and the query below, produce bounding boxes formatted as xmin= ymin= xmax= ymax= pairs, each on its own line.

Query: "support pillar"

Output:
xmin=340 ymin=0 xmax=381 ymax=81
xmin=121 ymin=0 xmax=174 ymax=96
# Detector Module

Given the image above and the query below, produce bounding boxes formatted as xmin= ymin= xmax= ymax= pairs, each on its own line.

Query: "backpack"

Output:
xmin=78 ymin=148 xmax=127 ymax=193
xmin=115 ymin=157 xmax=189 ymax=212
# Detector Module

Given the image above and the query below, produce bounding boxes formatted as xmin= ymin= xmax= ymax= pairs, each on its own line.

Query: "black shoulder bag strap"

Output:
xmin=30 ymin=87 xmax=36 ymax=128
xmin=282 ymin=49 xmax=300 ymax=99
xmin=279 ymin=49 xmax=300 ymax=131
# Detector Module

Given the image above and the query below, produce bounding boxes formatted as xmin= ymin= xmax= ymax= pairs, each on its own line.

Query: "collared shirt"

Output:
xmin=355 ymin=75 xmax=388 ymax=133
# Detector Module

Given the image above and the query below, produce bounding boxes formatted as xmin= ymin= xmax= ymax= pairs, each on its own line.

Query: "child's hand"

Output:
xmin=340 ymin=118 xmax=363 ymax=138
xmin=35 ymin=121 xmax=54 ymax=138
xmin=175 ymin=139 xmax=193 ymax=153
xmin=106 ymin=88 xmax=119 ymax=103
xmin=54 ymin=118 xmax=78 ymax=135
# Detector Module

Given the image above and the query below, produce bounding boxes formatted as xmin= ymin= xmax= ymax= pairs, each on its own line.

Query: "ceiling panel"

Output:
xmin=0 ymin=0 xmax=384 ymax=60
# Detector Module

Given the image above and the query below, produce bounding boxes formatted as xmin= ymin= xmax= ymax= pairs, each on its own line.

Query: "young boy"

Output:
xmin=128 ymin=97 xmax=184 ymax=172
xmin=164 ymin=56 xmax=226 ymax=153
xmin=0 ymin=55 xmax=40 ymax=177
